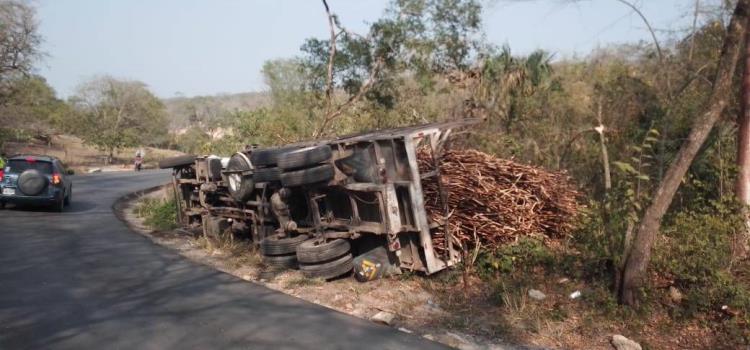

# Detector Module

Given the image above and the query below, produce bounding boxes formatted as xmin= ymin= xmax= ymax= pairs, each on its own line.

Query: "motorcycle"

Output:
xmin=134 ymin=156 xmax=143 ymax=171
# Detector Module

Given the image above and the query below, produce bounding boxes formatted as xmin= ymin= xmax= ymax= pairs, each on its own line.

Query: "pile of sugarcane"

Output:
xmin=419 ymin=148 xmax=581 ymax=253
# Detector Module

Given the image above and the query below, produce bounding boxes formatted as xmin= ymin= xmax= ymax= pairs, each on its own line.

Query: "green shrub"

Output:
xmin=136 ymin=196 xmax=178 ymax=231
xmin=569 ymin=202 xmax=624 ymax=281
xmin=655 ymin=199 xmax=750 ymax=320
xmin=476 ymin=237 xmax=555 ymax=278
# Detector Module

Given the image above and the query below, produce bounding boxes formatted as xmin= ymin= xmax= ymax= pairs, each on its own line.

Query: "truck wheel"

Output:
xmin=296 ymin=238 xmax=351 ymax=264
xmin=260 ymin=233 xmax=309 ymax=256
xmin=280 ymin=164 xmax=334 ymax=187
xmin=263 ymin=254 xmax=298 ymax=270
xmin=252 ymin=167 xmax=281 ymax=183
xmin=254 ymin=224 xmax=276 ymax=244
xmin=277 ymin=145 xmax=332 ymax=170
xmin=250 ymin=146 xmax=301 ymax=167
xmin=226 ymin=153 xmax=254 ymax=202
xmin=207 ymin=157 xmax=223 ymax=181
xmin=158 ymin=155 xmax=197 ymax=169
xmin=300 ymin=254 xmax=354 ymax=280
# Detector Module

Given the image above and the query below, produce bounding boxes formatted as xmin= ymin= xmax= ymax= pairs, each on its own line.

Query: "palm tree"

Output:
xmin=475 ymin=45 xmax=552 ymax=131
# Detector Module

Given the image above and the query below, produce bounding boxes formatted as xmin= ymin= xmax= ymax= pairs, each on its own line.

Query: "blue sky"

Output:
xmin=36 ymin=0 xmax=700 ymax=98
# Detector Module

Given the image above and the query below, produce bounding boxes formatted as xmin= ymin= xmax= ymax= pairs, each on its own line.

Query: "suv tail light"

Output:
xmin=0 ymin=170 xmax=4 ymax=182
xmin=52 ymin=173 xmax=62 ymax=185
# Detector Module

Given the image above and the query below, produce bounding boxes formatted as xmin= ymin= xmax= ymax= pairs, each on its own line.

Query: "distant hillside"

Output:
xmin=163 ymin=91 xmax=270 ymax=130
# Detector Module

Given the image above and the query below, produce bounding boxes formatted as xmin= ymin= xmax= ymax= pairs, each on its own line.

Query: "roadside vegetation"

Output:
xmin=135 ymin=194 xmax=178 ymax=231
xmin=156 ymin=0 xmax=750 ymax=347
xmin=4 ymin=0 xmax=750 ymax=347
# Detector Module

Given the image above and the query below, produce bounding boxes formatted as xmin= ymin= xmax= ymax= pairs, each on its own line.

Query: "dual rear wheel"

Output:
xmin=259 ymin=234 xmax=353 ymax=280
xmin=297 ymin=239 xmax=353 ymax=280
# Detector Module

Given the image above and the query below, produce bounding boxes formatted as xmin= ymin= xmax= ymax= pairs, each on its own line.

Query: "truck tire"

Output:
xmin=158 ymin=155 xmax=197 ymax=169
xmin=254 ymin=224 xmax=276 ymax=244
xmin=260 ymin=234 xmax=309 ymax=256
xmin=207 ymin=157 xmax=223 ymax=181
xmin=296 ymin=239 xmax=351 ymax=264
xmin=18 ymin=169 xmax=47 ymax=196
xmin=280 ymin=164 xmax=334 ymax=187
xmin=263 ymin=254 xmax=298 ymax=270
xmin=277 ymin=145 xmax=332 ymax=170
xmin=300 ymin=254 xmax=354 ymax=280
xmin=252 ymin=167 xmax=281 ymax=183
xmin=250 ymin=146 xmax=301 ymax=167
xmin=226 ymin=153 xmax=254 ymax=202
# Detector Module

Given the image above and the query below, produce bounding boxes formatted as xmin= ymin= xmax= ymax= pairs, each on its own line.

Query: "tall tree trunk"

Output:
xmin=619 ymin=0 xmax=750 ymax=306
xmin=595 ymin=99 xmax=611 ymax=191
xmin=736 ymin=13 xmax=750 ymax=261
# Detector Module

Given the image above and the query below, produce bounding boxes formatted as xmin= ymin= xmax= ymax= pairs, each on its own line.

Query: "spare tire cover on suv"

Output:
xmin=18 ymin=169 xmax=48 ymax=196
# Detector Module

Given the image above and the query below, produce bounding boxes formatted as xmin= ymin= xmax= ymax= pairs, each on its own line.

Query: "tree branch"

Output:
xmin=313 ymin=0 xmax=384 ymax=138
xmin=314 ymin=57 xmax=384 ymax=138
xmin=322 ymin=0 xmax=336 ymax=115
xmin=614 ymin=0 xmax=664 ymax=63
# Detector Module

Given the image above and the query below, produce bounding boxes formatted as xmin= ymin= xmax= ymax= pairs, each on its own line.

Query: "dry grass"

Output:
xmin=196 ymin=233 xmax=263 ymax=269
xmin=3 ymin=134 xmax=183 ymax=172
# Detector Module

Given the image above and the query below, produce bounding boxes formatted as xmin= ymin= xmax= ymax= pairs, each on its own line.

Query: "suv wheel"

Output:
xmin=53 ymin=196 xmax=64 ymax=212
xmin=64 ymin=187 xmax=72 ymax=206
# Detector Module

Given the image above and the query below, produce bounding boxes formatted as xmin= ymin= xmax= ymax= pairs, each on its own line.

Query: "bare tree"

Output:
xmin=0 ymin=0 xmax=40 ymax=79
xmin=313 ymin=0 xmax=383 ymax=138
xmin=0 ymin=0 xmax=41 ymax=122
xmin=619 ymin=0 xmax=750 ymax=305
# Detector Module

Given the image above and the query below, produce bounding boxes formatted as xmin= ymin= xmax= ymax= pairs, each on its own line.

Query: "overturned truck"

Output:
xmin=160 ymin=119 xmax=480 ymax=280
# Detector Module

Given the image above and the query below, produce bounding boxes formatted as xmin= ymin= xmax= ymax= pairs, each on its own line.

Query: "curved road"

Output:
xmin=0 ymin=171 xmax=448 ymax=350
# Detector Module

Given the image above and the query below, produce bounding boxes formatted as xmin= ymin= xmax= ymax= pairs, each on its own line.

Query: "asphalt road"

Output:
xmin=0 ymin=170 xmax=450 ymax=350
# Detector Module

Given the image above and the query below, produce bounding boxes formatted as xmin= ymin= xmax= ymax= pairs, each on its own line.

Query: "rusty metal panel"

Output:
xmin=403 ymin=136 xmax=447 ymax=274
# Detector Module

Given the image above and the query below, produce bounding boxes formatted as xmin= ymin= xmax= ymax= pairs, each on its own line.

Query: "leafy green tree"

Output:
xmin=0 ymin=76 xmax=69 ymax=139
xmin=69 ymin=76 xmax=169 ymax=163
xmin=175 ymin=126 xmax=211 ymax=155
xmin=295 ymin=0 xmax=483 ymax=136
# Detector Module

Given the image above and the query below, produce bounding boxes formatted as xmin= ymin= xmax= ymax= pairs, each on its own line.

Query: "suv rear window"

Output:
xmin=6 ymin=159 xmax=53 ymax=174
